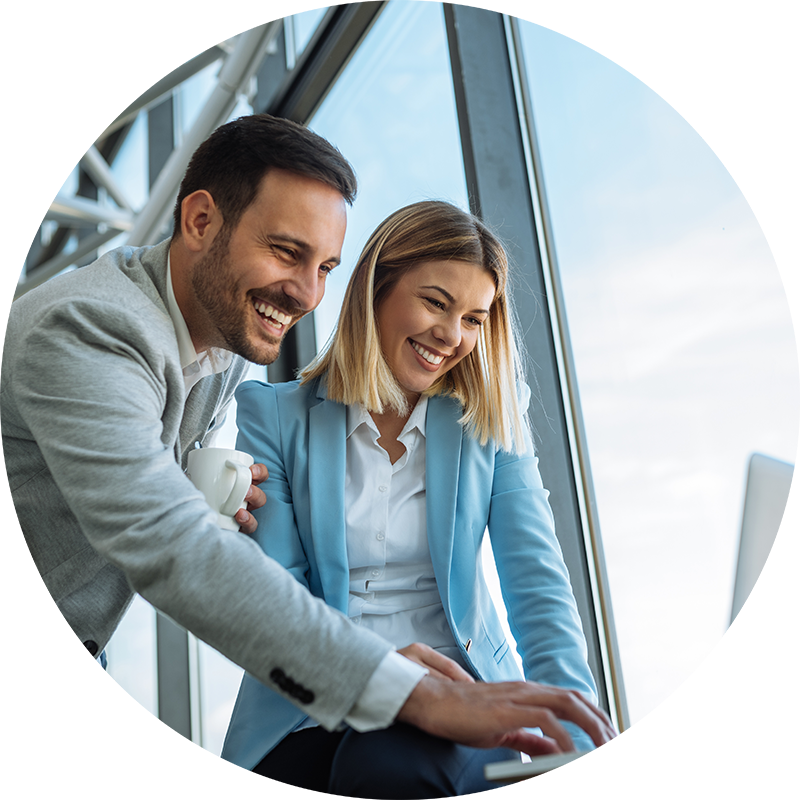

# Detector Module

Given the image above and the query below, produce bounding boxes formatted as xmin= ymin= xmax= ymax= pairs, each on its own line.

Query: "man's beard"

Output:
xmin=190 ymin=228 xmax=302 ymax=365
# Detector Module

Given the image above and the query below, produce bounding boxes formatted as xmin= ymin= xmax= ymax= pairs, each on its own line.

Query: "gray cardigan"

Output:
xmin=1 ymin=240 xmax=392 ymax=729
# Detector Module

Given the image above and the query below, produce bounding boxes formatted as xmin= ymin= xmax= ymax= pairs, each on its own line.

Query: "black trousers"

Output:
xmin=253 ymin=723 xmax=520 ymax=798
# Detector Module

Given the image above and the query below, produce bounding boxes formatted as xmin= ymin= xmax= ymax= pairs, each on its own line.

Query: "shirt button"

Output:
xmin=376 ymin=533 xmax=385 ymax=541
xmin=371 ymin=569 xmax=380 ymax=577
xmin=378 ymin=485 xmax=388 ymax=492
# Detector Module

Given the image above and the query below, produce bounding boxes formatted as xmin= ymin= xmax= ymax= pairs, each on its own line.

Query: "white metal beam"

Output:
xmin=126 ymin=22 xmax=282 ymax=246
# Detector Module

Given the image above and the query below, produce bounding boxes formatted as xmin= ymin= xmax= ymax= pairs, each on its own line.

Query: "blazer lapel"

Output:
xmin=308 ymin=384 xmax=350 ymax=613
xmin=425 ymin=395 xmax=463 ymax=607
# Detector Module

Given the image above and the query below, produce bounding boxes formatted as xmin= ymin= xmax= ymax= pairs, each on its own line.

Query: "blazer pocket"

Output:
xmin=493 ymin=638 xmax=510 ymax=664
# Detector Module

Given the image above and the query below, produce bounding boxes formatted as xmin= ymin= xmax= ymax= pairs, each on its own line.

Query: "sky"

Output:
xmin=515 ymin=19 xmax=799 ymax=723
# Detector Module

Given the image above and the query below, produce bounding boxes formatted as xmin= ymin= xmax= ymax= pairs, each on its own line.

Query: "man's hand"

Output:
xmin=235 ymin=463 xmax=268 ymax=534
xmin=396 ymin=677 xmax=617 ymax=756
xmin=397 ymin=643 xmax=475 ymax=683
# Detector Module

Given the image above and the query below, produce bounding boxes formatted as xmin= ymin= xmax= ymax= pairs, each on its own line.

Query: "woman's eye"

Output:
xmin=425 ymin=297 xmax=445 ymax=309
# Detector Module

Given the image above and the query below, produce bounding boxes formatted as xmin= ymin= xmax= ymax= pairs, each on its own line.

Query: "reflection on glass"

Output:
xmin=178 ymin=60 xmax=223 ymax=136
xmin=292 ymin=6 xmax=328 ymax=56
xmin=198 ymin=645 xmax=242 ymax=755
xmin=106 ymin=594 xmax=158 ymax=800
xmin=308 ymin=0 xmax=468 ymax=348
xmin=108 ymin=113 xmax=148 ymax=212
xmin=517 ymin=21 xmax=799 ymax=723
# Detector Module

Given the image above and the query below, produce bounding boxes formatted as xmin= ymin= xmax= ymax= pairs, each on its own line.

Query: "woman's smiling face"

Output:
xmin=375 ymin=259 xmax=496 ymax=404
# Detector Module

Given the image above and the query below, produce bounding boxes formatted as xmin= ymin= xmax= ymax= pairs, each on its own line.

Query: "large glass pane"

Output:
xmin=106 ymin=595 xmax=158 ymax=800
xmin=292 ymin=6 xmax=328 ymax=56
xmin=109 ymin=113 xmax=149 ymax=212
xmin=308 ymin=0 xmax=468 ymax=348
xmin=518 ymin=21 xmax=799 ymax=723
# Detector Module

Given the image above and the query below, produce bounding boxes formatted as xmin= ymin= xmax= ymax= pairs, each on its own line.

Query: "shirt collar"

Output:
xmin=165 ymin=254 xmax=233 ymax=377
xmin=346 ymin=396 xmax=429 ymax=441
xmin=346 ymin=402 xmax=373 ymax=440
xmin=402 ymin=395 xmax=428 ymax=440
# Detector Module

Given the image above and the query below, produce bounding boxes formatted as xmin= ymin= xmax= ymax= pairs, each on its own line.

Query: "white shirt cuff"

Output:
xmin=344 ymin=650 xmax=427 ymax=732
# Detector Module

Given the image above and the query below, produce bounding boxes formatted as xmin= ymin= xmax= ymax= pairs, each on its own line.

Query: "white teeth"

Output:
xmin=411 ymin=341 xmax=443 ymax=365
xmin=254 ymin=301 xmax=291 ymax=327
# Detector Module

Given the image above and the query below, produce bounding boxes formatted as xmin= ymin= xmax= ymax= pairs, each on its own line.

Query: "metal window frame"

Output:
xmin=505 ymin=14 xmax=629 ymax=731
xmin=257 ymin=1 xmax=388 ymax=382
xmin=443 ymin=3 xmax=628 ymax=729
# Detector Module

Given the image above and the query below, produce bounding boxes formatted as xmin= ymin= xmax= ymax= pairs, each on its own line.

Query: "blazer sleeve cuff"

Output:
xmin=344 ymin=650 xmax=427 ymax=732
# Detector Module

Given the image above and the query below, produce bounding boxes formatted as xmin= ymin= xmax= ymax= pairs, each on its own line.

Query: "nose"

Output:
xmin=433 ymin=315 xmax=462 ymax=350
xmin=280 ymin=262 xmax=324 ymax=313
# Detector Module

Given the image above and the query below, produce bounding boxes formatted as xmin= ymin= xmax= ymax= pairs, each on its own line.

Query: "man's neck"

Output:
xmin=169 ymin=238 xmax=210 ymax=354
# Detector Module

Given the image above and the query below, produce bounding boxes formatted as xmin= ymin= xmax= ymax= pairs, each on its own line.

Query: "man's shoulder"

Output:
xmin=4 ymin=240 xmax=178 ymax=382
xmin=14 ymin=240 xmax=170 ymax=312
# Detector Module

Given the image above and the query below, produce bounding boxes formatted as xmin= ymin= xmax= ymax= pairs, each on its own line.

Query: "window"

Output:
xmin=517 ymin=19 xmax=799 ymax=723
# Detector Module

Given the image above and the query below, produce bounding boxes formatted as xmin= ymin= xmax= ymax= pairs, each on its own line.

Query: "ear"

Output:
xmin=180 ymin=190 xmax=223 ymax=253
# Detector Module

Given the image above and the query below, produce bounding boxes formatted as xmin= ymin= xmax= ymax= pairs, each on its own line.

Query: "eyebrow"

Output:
xmin=421 ymin=284 xmax=490 ymax=315
xmin=269 ymin=234 xmax=341 ymax=267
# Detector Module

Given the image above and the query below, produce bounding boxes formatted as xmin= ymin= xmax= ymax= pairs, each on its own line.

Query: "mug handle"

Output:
xmin=219 ymin=459 xmax=252 ymax=517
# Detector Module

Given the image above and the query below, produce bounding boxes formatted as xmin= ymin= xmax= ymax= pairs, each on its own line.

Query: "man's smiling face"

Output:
xmin=190 ymin=168 xmax=347 ymax=365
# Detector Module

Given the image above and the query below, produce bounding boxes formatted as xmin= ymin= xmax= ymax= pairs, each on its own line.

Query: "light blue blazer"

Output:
xmin=221 ymin=378 xmax=597 ymax=769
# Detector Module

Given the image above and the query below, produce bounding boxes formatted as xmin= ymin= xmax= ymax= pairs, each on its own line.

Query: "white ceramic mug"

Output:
xmin=186 ymin=447 xmax=254 ymax=531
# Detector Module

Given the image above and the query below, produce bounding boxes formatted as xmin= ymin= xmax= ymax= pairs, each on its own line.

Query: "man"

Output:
xmin=2 ymin=114 xmax=614 ymax=762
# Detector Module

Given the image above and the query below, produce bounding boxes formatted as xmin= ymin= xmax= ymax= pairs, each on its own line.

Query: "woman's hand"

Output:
xmin=397 ymin=643 xmax=475 ymax=683
xmin=235 ymin=463 xmax=268 ymax=534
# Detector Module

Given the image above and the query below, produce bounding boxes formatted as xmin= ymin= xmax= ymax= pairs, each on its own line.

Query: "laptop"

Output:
xmin=730 ymin=452 xmax=794 ymax=623
xmin=731 ymin=453 xmax=800 ymax=800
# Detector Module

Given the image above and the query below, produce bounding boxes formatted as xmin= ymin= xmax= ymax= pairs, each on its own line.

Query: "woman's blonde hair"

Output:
xmin=301 ymin=200 xmax=529 ymax=452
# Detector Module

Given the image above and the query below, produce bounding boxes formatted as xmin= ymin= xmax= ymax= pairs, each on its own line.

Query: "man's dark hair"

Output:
xmin=171 ymin=114 xmax=357 ymax=237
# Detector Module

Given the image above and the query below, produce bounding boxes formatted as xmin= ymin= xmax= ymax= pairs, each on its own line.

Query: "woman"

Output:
xmin=221 ymin=201 xmax=602 ymax=796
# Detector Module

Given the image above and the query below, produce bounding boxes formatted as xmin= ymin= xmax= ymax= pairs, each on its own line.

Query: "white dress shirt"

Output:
xmin=294 ymin=397 xmax=465 ymax=735
xmin=344 ymin=398 xmax=467 ymax=670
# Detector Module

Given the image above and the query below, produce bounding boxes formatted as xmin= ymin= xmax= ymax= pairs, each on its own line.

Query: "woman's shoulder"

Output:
xmin=235 ymin=376 xmax=321 ymax=410
xmin=235 ymin=379 xmax=320 ymax=449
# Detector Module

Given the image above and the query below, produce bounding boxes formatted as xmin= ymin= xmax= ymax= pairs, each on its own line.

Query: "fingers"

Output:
xmin=500 ymin=730 xmax=562 ymax=757
xmin=250 ymin=463 xmax=269 ymax=484
xmin=235 ymin=507 xmax=256 ymax=534
xmin=236 ymin=466 xmax=268 ymax=534
xmin=245 ymin=483 xmax=266 ymax=511
xmin=397 ymin=643 xmax=475 ymax=683
xmin=504 ymin=705 xmax=574 ymax=753
xmin=554 ymin=688 xmax=617 ymax=745
xmin=416 ymin=647 xmax=474 ymax=683
xmin=516 ymin=683 xmax=616 ymax=747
